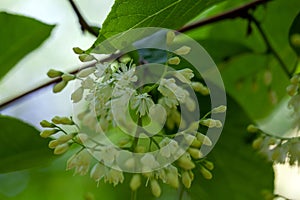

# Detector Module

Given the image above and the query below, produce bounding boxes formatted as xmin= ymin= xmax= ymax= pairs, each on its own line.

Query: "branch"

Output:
xmin=68 ymin=0 xmax=98 ymax=37
xmin=249 ymin=15 xmax=291 ymax=78
xmin=179 ymin=0 xmax=272 ymax=33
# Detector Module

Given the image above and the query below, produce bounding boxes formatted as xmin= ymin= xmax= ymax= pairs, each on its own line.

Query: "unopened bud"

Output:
xmin=212 ymin=105 xmax=227 ymax=113
xmin=291 ymin=33 xmax=300 ymax=47
xmin=119 ymin=55 xmax=131 ymax=64
xmin=130 ymin=174 xmax=141 ymax=191
xmin=40 ymin=120 xmax=55 ymax=128
xmin=53 ymin=81 xmax=68 ymax=93
xmin=51 ymin=116 xmax=74 ymax=125
xmin=191 ymin=82 xmax=210 ymax=95
xmin=40 ymin=129 xmax=58 ymax=138
xmin=150 ymin=179 xmax=161 ymax=197
xmin=247 ymin=124 xmax=259 ymax=133
xmin=181 ymin=171 xmax=192 ymax=188
xmin=252 ymin=137 xmax=264 ymax=149
xmin=197 ymin=133 xmax=212 ymax=146
xmin=174 ymin=46 xmax=191 ymax=55
xmin=79 ymin=54 xmax=95 ymax=62
xmin=202 ymin=160 xmax=214 ymax=170
xmin=290 ymin=75 xmax=300 ymax=84
xmin=48 ymin=139 xmax=60 ymax=149
xmin=47 ymin=69 xmax=63 ymax=78
xmin=286 ymin=84 xmax=298 ymax=96
xmin=57 ymin=133 xmax=75 ymax=143
xmin=62 ymin=74 xmax=75 ymax=82
xmin=177 ymin=154 xmax=195 ymax=170
xmin=188 ymin=148 xmax=203 ymax=159
xmin=73 ymin=47 xmax=84 ymax=54
xmin=168 ymin=57 xmax=180 ymax=65
xmin=200 ymin=166 xmax=212 ymax=179
xmin=54 ymin=143 xmax=69 ymax=154
xmin=166 ymin=31 xmax=176 ymax=45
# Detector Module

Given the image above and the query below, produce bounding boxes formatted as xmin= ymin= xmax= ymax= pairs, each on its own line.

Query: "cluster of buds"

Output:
xmin=248 ymin=124 xmax=300 ymax=166
xmin=40 ymin=30 xmax=227 ymax=197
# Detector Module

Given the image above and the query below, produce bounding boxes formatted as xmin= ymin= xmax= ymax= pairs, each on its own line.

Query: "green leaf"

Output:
xmin=188 ymin=96 xmax=274 ymax=199
xmin=88 ymin=0 xmax=223 ymax=52
xmin=0 ymin=12 xmax=55 ymax=80
xmin=289 ymin=11 xmax=300 ymax=57
xmin=0 ymin=115 xmax=54 ymax=173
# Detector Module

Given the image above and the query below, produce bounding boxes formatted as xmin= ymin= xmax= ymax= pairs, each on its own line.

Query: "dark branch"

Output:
xmin=68 ymin=0 xmax=98 ymax=37
xmin=179 ymin=0 xmax=272 ymax=33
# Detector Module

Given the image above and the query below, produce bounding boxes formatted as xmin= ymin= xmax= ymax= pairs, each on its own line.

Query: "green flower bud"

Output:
xmin=181 ymin=171 xmax=192 ymax=188
xmin=73 ymin=47 xmax=85 ymax=54
xmin=48 ymin=139 xmax=60 ymax=149
xmin=166 ymin=31 xmax=175 ymax=45
xmin=196 ymin=133 xmax=212 ymax=146
xmin=62 ymin=74 xmax=75 ymax=82
xmin=57 ymin=133 xmax=75 ymax=143
xmin=202 ymin=160 xmax=214 ymax=170
xmin=247 ymin=124 xmax=259 ymax=133
xmin=51 ymin=116 xmax=74 ymax=125
xmin=53 ymin=81 xmax=68 ymax=93
xmin=177 ymin=154 xmax=195 ymax=170
xmin=150 ymin=179 xmax=161 ymax=197
xmin=290 ymin=75 xmax=300 ymax=84
xmin=54 ymin=143 xmax=69 ymax=155
xmin=174 ymin=46 xmax=191 ymax=55
xmin=47 ymin=69 xmax=63 ymax=78
xmin=79 ymin=54 xmax=95 ymax=62
xmin=188 ymin=148 xmax=203 ymax=159
xmin=200 ymin=166 xmax=212 ymax=179
xmin=291 ymin=33 xmax=300 ymax=47
xmin=212 ymin=105 xmax=227 ymax=113
xmin=191 ymin=82 xmax=210 ymax=95
xmin=167 ymin=57 xmax=180 ymax=65
xmin=77 ymin=67 xmax=96 ymax=78
xmin=130 ymin=174 xmax=141 ymax=191
xmin=119 ymin=55 xmax=131 ymax=64
xmin=40 ymin=120 xmax=55 ymax=128
xmin=40 ymin=129 xmax=58 ymax=138
xmin=252 ymin=137 xmax=264 ymax=149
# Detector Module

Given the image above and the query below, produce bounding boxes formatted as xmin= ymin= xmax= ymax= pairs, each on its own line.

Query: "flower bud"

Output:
xmin=166 ymin=171 xmax=179 ymax=188
xmin=200 ymin=119 xmax=216 ymax=128
xmin=48 ymin=139 xmax=60 ymax=149
xmin=166 ymin=31 xmax=175 ymax=45
xmin=212 ymin=105 xmax=227 ymax=113
xmin=200 ymin=166 xmax=213 ymax=179
xmin=247 ymin=124 xmax=259 ymax=133
xmin=177 ymin=154 xmax=195 ymax=170
xmin=167 ymin=57 xmax=180 ymax=65
xmin=79 ymin=54 xmax=95 ymax=62
xmin=174 ymin=46 xmax=191 ymax=55
xmin=73 ymin=47 xmax=84 ymax=54
xmin=57 ymin=133 xmax=75 ymax=143
xmin=252 ymin=137 xmax=263 ymax=149
xmin=150 ymin=179 xmax=161 ymax=197
xmin=188 ymin=148 xmax=203 ymax=159
xmin=51 ymin=116 xmax=74 ymax=125
xmin=174 ymin=68 xmax=194 ymax=84
xmin=40 ymin=129 xmax=58 ymax=138
xmin=119 ymin=55 xmax=131 ymax=64
xmin=40 ymin=120 xmax=55 ymax=128
xmin=181 ymin=171 xmax=192 ymax=188
xmin=53 ymin=81 xmax=68 ymax=93
xmin=71 ymin=87 xmax=84 ymax=103
xmin=62 ymin=74 xmax=75 ymax=82
xmin=77 ymin=67 xmax=96 ymax=78
xmin=196 ymin=133 xmax=212 ymax=146
xmin=286 ymin=84 xmax=298 ymax=96
xmin=191 ymin=82 xmax=210 ymax=95
xmin=54 ymin=143 xmax=69 ymax=155
xmin=291 ymin=33 xmax=300 ymax=47
xmin=47 ymin=69 xmax=63 ymax=78
xmin=290 ymin=75 xmax=300 ymax=84
xmin=130 ymin=174 xmax=141 ymax=191
xmin=202 ymin=160 xmax=214 ymax=170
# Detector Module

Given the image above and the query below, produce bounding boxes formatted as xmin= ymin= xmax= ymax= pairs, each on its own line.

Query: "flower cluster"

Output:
xmin=247 ymin=125 xmax=300 ymax=166
xmin=40 ymin=31 xmax=227 ymax=197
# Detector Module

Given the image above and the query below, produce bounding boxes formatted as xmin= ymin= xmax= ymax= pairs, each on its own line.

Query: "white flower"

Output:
xmin=66 ymin=149 xmax=92 ymax=175
xmin=141 ymin=154 xmax=159 ymax=172
xmin=99 ymin=146 xmax=119 ymax=165
xmin=104 ymin=167 xmax=124 ymax=186
xmin=130 ymin=93 xmax=154 ymax=116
